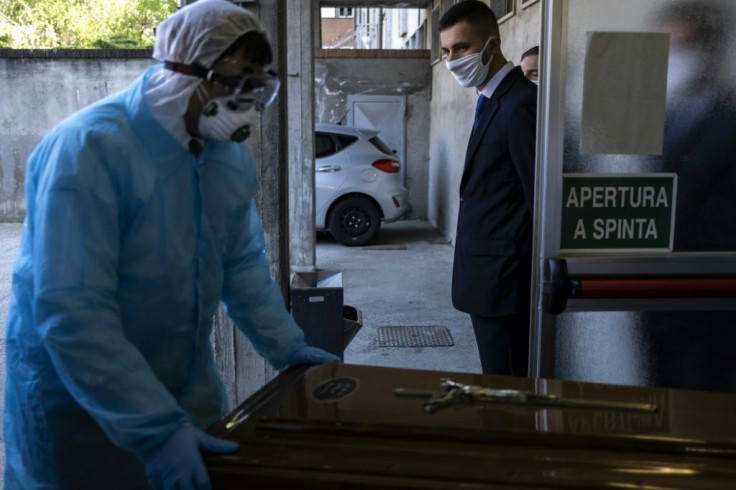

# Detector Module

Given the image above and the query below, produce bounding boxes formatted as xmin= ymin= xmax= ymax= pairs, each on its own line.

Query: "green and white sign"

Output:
xmin=560 ymin=173 xmax=677 ymax=252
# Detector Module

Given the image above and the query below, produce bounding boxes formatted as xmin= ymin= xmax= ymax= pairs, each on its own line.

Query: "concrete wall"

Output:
xmin=1 ymin=48 xmax=433 ymax=223
xmin=315 ymin=49 xmax=432 ymax=219
xmin=427 ymin=0 xmax=542 ymax=241
xmin=0 ymin=50 xmax=154 ymax=221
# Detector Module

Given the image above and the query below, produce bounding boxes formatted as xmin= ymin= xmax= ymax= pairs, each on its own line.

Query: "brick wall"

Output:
xmin=321 ymin=18 xmax=354 ymax=48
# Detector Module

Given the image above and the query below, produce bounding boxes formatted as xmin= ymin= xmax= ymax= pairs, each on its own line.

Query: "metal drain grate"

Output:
xmin=377 ymin=326 xmax=454 ymax=347
xmin=362 ymin=243 xmax=408 ymax=250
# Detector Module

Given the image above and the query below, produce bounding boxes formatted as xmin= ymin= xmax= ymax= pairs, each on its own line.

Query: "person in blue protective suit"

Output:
xmin=2 ymin=1 xmax=340 ymax=489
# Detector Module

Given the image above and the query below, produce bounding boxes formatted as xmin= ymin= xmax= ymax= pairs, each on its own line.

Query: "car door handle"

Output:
xmin=317 ymin=165 xmax=342 ymax=173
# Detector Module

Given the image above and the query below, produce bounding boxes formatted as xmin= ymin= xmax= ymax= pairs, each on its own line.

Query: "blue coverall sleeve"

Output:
xmin=32 ymin=142 xmax=190 ymax=457
xmin=221 ymin=200 xmax=306 ymax=371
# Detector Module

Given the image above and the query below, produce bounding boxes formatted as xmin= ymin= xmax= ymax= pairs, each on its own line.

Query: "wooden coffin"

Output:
xmin=205 ymin=363 xmax=736 ymax=489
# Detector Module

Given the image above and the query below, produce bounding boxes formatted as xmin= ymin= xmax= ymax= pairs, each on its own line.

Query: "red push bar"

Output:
xmin=544 ymin=258 xmax=736 ymax=313
xmin=577 ymin=278 xmax=736 ymax=299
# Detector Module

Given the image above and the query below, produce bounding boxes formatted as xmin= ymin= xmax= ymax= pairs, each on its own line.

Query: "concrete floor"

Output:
xmin=0 ymin=219 xmax=480 ymax=485
xmin=317 ymin=219 xmax=480 ymax=374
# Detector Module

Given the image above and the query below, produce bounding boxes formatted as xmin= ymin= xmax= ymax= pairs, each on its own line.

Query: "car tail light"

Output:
xmin=372 ymin=159 xmax=400 ymax=173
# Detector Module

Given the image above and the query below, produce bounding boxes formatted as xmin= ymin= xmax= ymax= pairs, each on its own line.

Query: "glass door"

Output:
xmin=531 ymin=0 xmax=736 ymax=393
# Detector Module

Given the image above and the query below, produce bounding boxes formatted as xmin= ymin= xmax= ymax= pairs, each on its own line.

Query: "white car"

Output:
xmin=315 ymin=123 xmax=409 ymax=246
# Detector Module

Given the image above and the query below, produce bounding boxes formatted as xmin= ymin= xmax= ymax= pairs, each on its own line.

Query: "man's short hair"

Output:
xmin=216 ymin=30 xmax=273 ymax=67
xmin=521 ymin=45 xmax=539 ymax=61
xmin=439 ymin=0 xmax=499 ymax=38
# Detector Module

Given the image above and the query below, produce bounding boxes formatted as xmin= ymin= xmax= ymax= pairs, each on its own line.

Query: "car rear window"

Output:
xmin=316 ymin=132 xmax=359 ymax=157
xmin=336 ymin=134 xmax=358 ymax=148
xmin=315 ymin=133 xmax=337 ymax=158
xmin=368 ymin=136 xmax=394 ymax=156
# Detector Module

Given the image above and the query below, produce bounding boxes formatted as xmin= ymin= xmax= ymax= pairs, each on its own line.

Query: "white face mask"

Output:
xmin=196 ymin=86 xmax=257 ymax=142
xmin=446 ymin=37 xmax=495 ymax=88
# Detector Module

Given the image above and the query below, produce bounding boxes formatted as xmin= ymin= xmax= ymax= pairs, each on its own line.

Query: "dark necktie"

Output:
xmin=473 ymin=94 xmax=489 ymax=132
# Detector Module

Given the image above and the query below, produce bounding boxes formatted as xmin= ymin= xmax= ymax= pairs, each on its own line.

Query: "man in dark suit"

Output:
xmin=439 ymin=0 xmax=537 ymax=376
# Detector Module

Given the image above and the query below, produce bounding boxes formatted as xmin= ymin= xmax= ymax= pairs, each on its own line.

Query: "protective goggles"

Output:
xmin=164 ymin=61 xmax=280 ymax=112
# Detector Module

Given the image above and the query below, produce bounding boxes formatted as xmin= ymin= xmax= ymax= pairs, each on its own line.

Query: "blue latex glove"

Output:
xmin=143 ymin=424 xmax=239 ymax=490
xmin=287 ymin=345 xmax=342 ymax=367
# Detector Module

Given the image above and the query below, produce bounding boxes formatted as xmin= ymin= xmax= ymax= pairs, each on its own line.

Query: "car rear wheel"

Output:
xmin=328 ymin=196 xmax=381 ymax=246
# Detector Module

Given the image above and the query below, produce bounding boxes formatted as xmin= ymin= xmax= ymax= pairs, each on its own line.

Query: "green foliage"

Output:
xmin=0 ymin=0 xmax=178 ymax=49
xmin=93 ymin=34 xmax=141 ymax=50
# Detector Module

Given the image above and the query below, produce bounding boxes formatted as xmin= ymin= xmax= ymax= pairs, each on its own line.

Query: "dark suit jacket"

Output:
xmin=452 ymin=66 xmax=537 ymax=317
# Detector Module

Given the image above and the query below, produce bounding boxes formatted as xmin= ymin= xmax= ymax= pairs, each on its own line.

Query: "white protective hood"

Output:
xmin=143 ymin=0 xmax=265 ymax=148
